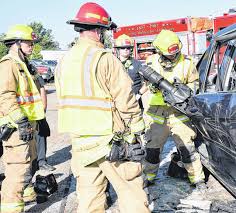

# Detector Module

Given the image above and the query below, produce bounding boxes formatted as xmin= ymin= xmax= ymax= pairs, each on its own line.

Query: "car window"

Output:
xmin=204 ymin=43 xmax=228 ymax=92
xmin=223 ymin=45 xmax=236 ymax=91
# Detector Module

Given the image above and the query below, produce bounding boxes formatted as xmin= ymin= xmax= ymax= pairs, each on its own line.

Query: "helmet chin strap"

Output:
xmin=16 ymin=40 xmax=27 ymax=61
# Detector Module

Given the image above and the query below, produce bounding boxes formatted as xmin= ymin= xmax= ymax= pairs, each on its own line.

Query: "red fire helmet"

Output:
xmin=67 ymin=2 xmax=117 ymax=30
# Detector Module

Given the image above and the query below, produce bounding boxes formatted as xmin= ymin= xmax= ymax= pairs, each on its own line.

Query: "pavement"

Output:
xmin=0 ymin=83 xmax=235 ymax=213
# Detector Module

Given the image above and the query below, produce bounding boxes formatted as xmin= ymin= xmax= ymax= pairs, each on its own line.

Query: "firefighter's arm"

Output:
xmin=32 ymin=71 xmax=47 ymax=111
xmin=40 ymin=87 xmax=47 ymax=111
xmin=97 ymin=53 xmax=145 ymax=135
xmin=0 ymin=60 xmax=25 ymax=124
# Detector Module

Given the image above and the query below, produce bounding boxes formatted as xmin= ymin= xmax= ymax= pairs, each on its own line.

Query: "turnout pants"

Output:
xmin=71 ymin=154 xmax=150 ymax=213
xmin=143 ymin=106 xmax=205 ymax=184
xmin=1 ymin=123 xmax=37 ymax=213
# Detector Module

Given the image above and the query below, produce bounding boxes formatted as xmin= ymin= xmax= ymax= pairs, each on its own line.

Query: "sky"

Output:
xmin=1 ymin=0 xmax=235 ymax=49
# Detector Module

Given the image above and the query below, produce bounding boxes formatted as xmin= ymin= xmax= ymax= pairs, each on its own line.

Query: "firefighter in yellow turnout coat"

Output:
xmin=143 ymin=30 xmax=205 ymax=189
xmin=0 ymin=25 xmax=45 ymax=213
xmin=55 ymin=2 xmax=149 ymax=213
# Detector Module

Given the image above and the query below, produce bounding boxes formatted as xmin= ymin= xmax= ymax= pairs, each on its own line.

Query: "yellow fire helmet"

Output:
xmin=153 ymin=30 xmax=182 ymax=55
xmin=3 ymin=24 xmax=37 ymax=42
xmin=114 ymin=34 xmax=134 ymax=48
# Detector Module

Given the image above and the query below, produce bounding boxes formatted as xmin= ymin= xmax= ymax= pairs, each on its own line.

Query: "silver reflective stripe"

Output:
xmin=17 ymin=94 xmax=41 ymax=104
xmin=59 ymin=98 xmax=111 ymax=109
xmin=84 ymin=48 xmax=102 ymax=96
xmin=152 ymin=116 xmax=165 ymax=124
xmin=169 ymin=115 xmax=190 ymax=124
xmin=146 ymin=112 xmax=165 ymax=124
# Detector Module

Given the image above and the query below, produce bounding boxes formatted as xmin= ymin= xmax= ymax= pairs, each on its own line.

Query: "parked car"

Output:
xmin=190 ymin=24 xmax=236 ymax=197
xmin=30 ymin=59 xmax=53 ymax=82
xmin=44 ymin=60 xmax=58 ymax=74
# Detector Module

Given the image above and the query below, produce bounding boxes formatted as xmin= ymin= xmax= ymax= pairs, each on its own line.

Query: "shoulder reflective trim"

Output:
xmin=129 ymin=119 xmax=145 ymax=134
xmin=83 ymin=47 xmax=103 ymax=96
xmin=1 ymin=202 xmax=24 ymax=212
xmin=169 ymin=115 xmax=190 ymax=124
xmin=58 ymin=97 xmax=112 ymax=111
xmin=146 ymin=111 xmax=165 ymax=124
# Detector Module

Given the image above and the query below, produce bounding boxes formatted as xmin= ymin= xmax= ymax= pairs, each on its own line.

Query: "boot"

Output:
xmin=39 ymin=163 xmax=56 ymax=171
xmin=194 ymin=181 xmax=207 ymax=193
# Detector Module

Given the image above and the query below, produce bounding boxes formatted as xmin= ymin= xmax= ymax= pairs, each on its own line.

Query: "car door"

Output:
xmin=190 ymin=41 xmax=236 ymax=195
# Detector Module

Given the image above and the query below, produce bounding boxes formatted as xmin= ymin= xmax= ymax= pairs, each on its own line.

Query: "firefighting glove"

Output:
xmin=107 ymin=141 xmax=146 ymax=162
xmin=135 ymin=131 xmax=148 ymax=146
xmin=107 ymin=140 xmax=126 ymax=162
xmin=149 ymin=84 xmax=159 ymax=93
xmin=125 ymin=142 xmax=146 ymax=162
xmin=16 ymin=117 xmax=34 ymax=142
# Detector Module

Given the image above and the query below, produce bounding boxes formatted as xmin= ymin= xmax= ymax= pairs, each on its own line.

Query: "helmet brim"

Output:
xmin=67 ymin=20 xmax=117 ymax=30
xmin=115 ymin=45 xmax=133 ymax=48
xmin=0 ymin=38 xmax=39 ymax=44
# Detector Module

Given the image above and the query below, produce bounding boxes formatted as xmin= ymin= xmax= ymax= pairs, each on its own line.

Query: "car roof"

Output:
xmin=214 ymin=23 xmax=236 ymax=43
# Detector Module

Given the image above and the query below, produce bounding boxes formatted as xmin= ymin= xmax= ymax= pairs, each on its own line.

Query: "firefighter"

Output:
xmin=29 ymin=62 xmax=55 ymax=172
xmin=0 ymin=25 xmax=45 ymax=212
xmin=114 ymin=34 xmax=148 ymax=111
xmin=55 ymin=2 xmax=149 ymax=213
xmin=143 ymin=30 xmax=206 ymax=190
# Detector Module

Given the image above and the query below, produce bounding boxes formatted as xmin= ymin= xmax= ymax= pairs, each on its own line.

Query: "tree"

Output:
xmin=30 ymin=43 xmax=43 ymax=60
xmin=29 ymin=22 xmax=60 ymax=50
xmin=0 ymin=34 xmax=8 ymax=59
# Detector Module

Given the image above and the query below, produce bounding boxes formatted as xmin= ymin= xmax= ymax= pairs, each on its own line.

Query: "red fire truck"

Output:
xmin=113 ymin=12 xmax=236 ymax=62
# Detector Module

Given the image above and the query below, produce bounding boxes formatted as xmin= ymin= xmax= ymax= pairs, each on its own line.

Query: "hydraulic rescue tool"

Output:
xmin=138 ymin=65 xmax=195 ymax=116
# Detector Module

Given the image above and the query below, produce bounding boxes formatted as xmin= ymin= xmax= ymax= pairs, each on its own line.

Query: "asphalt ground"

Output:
xmin=0 ymin=83 xmax=235 ymax=213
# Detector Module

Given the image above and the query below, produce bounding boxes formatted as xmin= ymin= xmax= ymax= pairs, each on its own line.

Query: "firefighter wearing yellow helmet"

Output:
xmin=114 ymin=34 xmax=148 ymax=111
xmin=0 ymin=24 xmax=45 ymax=213
xmin=143 ymin=30 xmax=206 ymax=191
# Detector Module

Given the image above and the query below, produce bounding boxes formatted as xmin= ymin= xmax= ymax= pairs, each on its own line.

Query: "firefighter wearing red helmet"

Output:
xmin=143 ymin=30 xmax=206 ymax=192
xmin=114 ymin=34 xmax=148 ymax=112
xmin=55 ymin=2 xmax=149 ymax=212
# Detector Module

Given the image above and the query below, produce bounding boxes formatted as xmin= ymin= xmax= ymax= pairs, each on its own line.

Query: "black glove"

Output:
xmin=16 ymin=117 xmax=33 ymax=142
xmin=126 ymin=142 xmax=146 ymax=162
xmin=107 ymin=140 xmax=146 ymax=162
xmin=106 ymin=140 xmax=125 ymax=162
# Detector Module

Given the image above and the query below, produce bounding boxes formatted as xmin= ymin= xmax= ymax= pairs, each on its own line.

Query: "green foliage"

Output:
xmin=29 ymin=22 xmax=60 ymax=50
xmin=0 ymin=34 xmax=8 ymax=59
xmin=30 ymin=43 xmax=43 ymax=59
